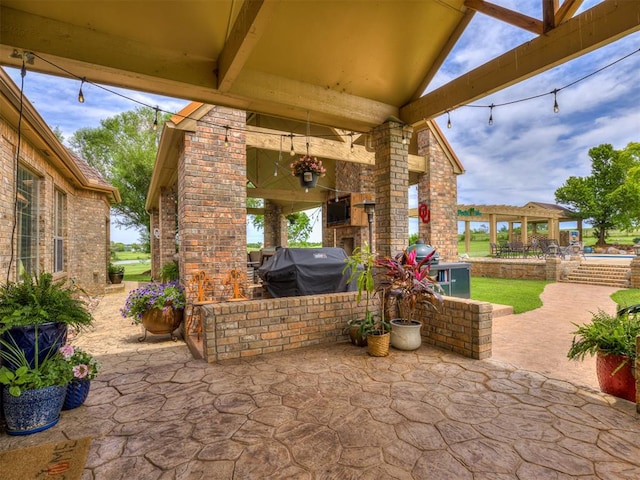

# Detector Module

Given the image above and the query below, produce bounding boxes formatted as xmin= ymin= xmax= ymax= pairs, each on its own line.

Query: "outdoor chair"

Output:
xmin=185 ymin=270 xmax=216 ymax=341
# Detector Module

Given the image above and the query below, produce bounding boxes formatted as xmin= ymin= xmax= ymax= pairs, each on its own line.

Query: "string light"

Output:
xmin=77 ymin=78 xmax=85 ymax=103
xmin=152 ymin=106 xmax=159 ymax=130
xmin=401 ymin=130 xmax=407 ymax=145
xmin=18 ymin=47 xmax=640 ymax=143
xmin=224 ymin=126 xmax=230 ymax=146
xmin=275 ymin=135 xmax=283 ymax=176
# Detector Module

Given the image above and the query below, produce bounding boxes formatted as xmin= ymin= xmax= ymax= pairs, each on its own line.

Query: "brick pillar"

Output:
xmin=372 ymin=119 xmax=409 ymax=258
xmin=158 ymin=186 xmax=177 ymax=278
xmin=416 ymin=128 xmax=458 ymax=262
xmin=631 ymin=256 xmax=640 ymax=288
xmin=150 ymin=208 xmax=160 ymax=280
xmin=323 ymin=161 xmax=374 ymax=253
xmin=178 ymin=106 xmax=247 ymax=300
xmin=264 ymin=200 xmax=287 ymax=247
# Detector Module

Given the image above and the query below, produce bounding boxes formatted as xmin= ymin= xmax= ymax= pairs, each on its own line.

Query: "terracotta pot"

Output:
xmin=596 ymin=351 xmax=636 ymax=402
xmin=348 ymin=325 xmax=367 ymax=347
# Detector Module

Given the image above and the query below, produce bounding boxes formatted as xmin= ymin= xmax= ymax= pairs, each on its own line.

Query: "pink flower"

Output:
xmin=72 ymin=364 xmax=89 ymax=379
xmin=59 ymin=344 xmax=75 ymax=360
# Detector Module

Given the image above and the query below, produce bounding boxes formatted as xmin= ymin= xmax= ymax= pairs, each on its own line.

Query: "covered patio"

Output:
xmin=1 ymin=283 xmax=639 ymax=478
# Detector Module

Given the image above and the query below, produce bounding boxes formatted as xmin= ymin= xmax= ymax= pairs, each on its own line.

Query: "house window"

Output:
xmin=17 ymin=165 xmax=40 ymax=275
xmin=53 ymin=189 xmax=66 ymax=273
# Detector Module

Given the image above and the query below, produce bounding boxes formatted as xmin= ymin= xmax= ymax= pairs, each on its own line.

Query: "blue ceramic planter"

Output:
xmin=2 ymin=384 xmax=67 ymax=435
xmin=1 ymin=322 xmax=67 ymax=369
xmin=62 ymin=379 xmax=91 ymax=410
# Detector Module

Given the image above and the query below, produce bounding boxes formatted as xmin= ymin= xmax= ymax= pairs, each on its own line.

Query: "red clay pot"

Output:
xmin=596 ymin=351 xmax=636 ymax=402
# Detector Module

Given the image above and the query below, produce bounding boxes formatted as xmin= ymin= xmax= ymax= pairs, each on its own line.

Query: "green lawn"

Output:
xmin=470 ymin=277 xmax=550 ymax=314
xmin=121 ymin=260 xmax=151 ymax=282
xmin=113 ymin=251 xmax=150 ymax=262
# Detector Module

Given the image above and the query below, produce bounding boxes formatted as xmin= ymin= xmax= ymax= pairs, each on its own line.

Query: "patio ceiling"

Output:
xmin=1 ymin=1 xmax=639 ymax=134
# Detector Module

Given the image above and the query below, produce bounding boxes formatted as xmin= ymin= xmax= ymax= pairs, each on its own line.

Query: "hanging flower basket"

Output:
xmin=290 ymin=155 xmax=325 ymax=189
xmin=299 ymin=171 xmax=319 ymax=188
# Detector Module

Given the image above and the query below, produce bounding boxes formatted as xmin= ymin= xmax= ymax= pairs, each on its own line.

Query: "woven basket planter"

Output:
xmin=367 ymin=332 xmax=390 ymax=357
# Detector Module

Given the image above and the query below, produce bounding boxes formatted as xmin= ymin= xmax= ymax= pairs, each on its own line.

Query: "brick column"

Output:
xmin=158 ymin=186 xmax=177 ymax=277
xmin=323 ymin=161 xmax=374 ymax=253
xmin=630 ymin=256 xmax=640 ymax=288
xmin=264 ymin=200 xmax=287 ymax=247
xmin=178 ymin=106 xmax=247 ymax=300
xmin=372 ymin=119 xmax=409 ymax=258
xmin=150 ymin=208 xmax=160 ymax=280
xmin=416 ymin=128 xmax=458 ymax=262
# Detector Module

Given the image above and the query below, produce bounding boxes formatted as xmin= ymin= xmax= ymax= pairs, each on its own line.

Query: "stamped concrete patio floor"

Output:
xmin=1 ymin=283 xmax=640 ymax=479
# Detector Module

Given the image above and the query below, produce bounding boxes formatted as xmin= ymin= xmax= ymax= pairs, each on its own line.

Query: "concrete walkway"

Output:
xmin=1 ymin=282 xmax=640 ymax=479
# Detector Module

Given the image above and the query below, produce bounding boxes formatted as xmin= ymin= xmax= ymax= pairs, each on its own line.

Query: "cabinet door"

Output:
xmin=449 ymin=266 xmax=470 ymax=298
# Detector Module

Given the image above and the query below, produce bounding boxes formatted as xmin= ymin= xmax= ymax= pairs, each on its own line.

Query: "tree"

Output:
xmin=249 ymin=203 xmax=314 ymax=243
xmin=70 ymin=107 xmax=170 ymax=234
xmin=555 ymin=143 xmax=640 ymax=245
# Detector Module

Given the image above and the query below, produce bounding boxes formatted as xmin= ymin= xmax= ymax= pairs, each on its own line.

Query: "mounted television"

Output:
xmin=327 ymin=196 xmax=351 ymax=227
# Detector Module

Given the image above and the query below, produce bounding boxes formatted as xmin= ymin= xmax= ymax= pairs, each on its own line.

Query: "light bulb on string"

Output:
xmin=275 ymin=135 xmax=283 ymax=177
xmin=488 ymin=105 xmax=494 ymax=126
xmin=224 ymin=126 xmax=230 ymax=147
xmin=446 ymin=110 xmax=452 ymax=129
xmin=290 ymin=134 xmax=295 ymax=156
xmin=335 ymin=190 xmax=339 ymax=202
xmin=305 ymin=187 xmax=309 ymax=193
xmin=553 ymin=89 xmax=560 ymax=113
xmin=152 ymin=107 xmax=159 ymax=130
xmin=78 ymin=78 xmax=86 ymax=103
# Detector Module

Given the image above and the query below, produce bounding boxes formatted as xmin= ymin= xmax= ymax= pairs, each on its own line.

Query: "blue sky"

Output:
xmin=5 ymin=1 xmax=639 ymax=244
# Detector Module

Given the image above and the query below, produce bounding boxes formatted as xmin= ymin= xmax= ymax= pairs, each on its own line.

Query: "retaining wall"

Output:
xmin=202 ymin=292 xmax=493 ymax=362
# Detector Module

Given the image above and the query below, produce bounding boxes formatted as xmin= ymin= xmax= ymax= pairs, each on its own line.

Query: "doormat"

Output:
xmin=0 ymin=437 xmax=91 ymax=480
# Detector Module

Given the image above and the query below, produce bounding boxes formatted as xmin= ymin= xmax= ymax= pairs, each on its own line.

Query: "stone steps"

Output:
xmin=561 ymin=264 xmax=629 ymax=288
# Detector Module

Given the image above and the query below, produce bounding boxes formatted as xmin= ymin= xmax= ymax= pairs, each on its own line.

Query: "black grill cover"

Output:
xmin=257 ymin=247 xmax=353 ymax=297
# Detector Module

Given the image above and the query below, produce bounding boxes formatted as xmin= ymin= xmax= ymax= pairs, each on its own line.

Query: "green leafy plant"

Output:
xmin=108 ymin=262 xmax=125 ymax=275
xmin=120 ymin=281 xmax=186 ymax=323
xmin=159 ymin=261 xmax=179 ymax=282
xmin=567 ymin=308 xmax=640 ymax=374
xmin=0 ymin=336 xmax=73 ymax=397
xmin=0 ymin=272 xmax=93 ymax=334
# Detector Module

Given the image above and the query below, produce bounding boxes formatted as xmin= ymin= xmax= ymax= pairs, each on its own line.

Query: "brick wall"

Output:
xmin=200 ymin=292 xmax=493 ymax=361
xmin=264 ymin=200 xmax=287 ymax=247
xmin=465 ymin=257 xmax=568 ymax=281
xmin=0 ymin=117 xmax=111 ymax=293
xmin=323 ymin=160 xmax=373 ymax=252
xmin=372 ymin=120 xmax=409 ymax=257
xmin=177 ymin=106 xmax=247 ymax=300
xmin=159 ymin=186 xmax=177 ymax=276
xmin=416 ymin=128 xmax=458 ymax=262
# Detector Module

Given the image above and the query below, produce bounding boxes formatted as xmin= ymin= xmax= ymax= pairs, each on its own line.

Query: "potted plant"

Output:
xmin=120 ymin=281 xmax=186 ymax=341
xmin=0 ymin=272 xmax=94 ymax=368
xmin=567 ymin=307 xmax=640 ymax=402
xmin=358 ymin=311 xmax=391 ymax=357
xmin=376 ymin=248 xmax=443 ymax=351
xmin=290 ymin=154 xmax=326 ymax=188
xmin=108 ymin=262 xmax=125 ymax=284
xmin=0 ymin=336 xmax=73 ymax=435
xmin=343 ymin=244 xmax=377 ymax=347
xmin=59 ymin=344 xmax=100 ymax=410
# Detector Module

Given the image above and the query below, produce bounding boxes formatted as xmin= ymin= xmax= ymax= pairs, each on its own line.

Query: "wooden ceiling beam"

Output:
xmin=542 ymin=0 xmax=558 ymax=33
xmin=401 ymin=0 xmax=640 ymax=125
xmin=247 ymin=187 xmax=326 ymax=203
xmin=246 ymin=125 xmax=427 ymax=173
xmin=217 ymin=0 xmax=275 ymax=92
xmin=555 ymin=0 xmax=584 ymax=25
xmin=463 ymin=0 xmax=543 ymax=35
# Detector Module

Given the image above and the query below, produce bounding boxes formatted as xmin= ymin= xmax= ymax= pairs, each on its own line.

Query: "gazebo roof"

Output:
xmin=454 ymin=202 xmax=579 ymax=223
xmin=1 ymin=1 xmax=638 ymax=132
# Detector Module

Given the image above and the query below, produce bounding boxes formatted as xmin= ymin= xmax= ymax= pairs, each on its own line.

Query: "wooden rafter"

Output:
xmin=401 ymin=0 xmax=640 ymax=125
xmin=217 ymin=0 xmax=275 ymax=92
xmin=542 ymin=0 xmax=558 ymax=33
xmin=463 ymin=0 xmax=543 ymax=35
xmin=555 ymin=0 xmax=584 ymax=25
